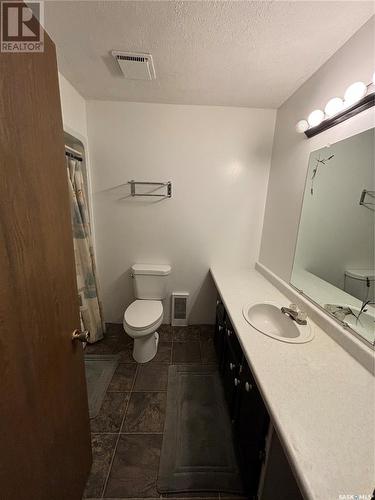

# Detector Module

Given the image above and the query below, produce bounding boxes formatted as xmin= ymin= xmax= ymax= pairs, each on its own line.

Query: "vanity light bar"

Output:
xmin=296 ymin=71 xmax=375 ymax=138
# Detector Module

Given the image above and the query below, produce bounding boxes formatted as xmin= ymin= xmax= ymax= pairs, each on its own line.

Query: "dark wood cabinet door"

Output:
xmin=219 ymin=317 xmax=242 ymax=419
xmin=214 ymin=297 xmax=226 ymax=367
xmin=0 ymin=18 xmax=92 ymax=500
xmin=221 ymin=341 xmax=240 ymax=419
xmin=259 ymin=430 xmax=303 ymax=500
xmin=235 ymin=361 xmax=270 ymax=497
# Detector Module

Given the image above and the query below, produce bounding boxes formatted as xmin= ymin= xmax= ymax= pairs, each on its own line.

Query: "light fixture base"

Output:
xmin=304 ymin=92 xmax=375 ymax=138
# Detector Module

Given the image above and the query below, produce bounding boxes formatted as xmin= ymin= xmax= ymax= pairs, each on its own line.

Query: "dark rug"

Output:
xmin=157 ymin=364 xmax=243 ymax=494
xmin=84 ymin=354 xmax=120 ymax=418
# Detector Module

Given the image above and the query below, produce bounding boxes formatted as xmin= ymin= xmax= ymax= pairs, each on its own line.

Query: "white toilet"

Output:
xmin=123 ymin=264 xmax=171 ymax=363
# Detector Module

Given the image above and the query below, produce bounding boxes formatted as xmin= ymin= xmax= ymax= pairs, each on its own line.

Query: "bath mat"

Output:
xmin=84 ymin=354 xmax=120 ymax=418
xmin=157 ymin=365 xmax=243 ymax=494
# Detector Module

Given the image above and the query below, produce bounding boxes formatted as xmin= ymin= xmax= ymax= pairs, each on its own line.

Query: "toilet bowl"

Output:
xmin=123 ymin=299 xmax=163 ymax=363
xmin=123 ymin=263 xmax=171 ymax=363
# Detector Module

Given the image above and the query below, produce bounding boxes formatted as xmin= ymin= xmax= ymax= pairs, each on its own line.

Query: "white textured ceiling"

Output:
xmin=44 ymin=1 xmax=374 ymax=108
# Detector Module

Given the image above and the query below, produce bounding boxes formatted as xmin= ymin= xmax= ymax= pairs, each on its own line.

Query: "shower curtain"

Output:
xmin=67 ymin=157 xmax=105 ymax=343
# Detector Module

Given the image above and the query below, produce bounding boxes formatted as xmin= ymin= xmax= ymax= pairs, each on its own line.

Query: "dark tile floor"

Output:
xmin=83 ymin=323 xmax=242 ymax=500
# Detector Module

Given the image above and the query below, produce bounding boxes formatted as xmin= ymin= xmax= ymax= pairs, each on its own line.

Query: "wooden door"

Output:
xmin=0 ymin=18 xmax=92 ymax=500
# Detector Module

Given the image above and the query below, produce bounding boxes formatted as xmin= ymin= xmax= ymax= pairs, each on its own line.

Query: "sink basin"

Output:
xmin=242 ymin=301 xmax=314 ymax=343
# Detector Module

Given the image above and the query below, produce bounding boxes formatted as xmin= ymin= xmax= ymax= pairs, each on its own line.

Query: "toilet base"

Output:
xmin=132 ymin=331 xmax=159 ymax=363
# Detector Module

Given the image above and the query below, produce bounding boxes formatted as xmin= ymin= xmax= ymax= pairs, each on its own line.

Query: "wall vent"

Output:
xmin=171 ymin=292 xmax=189 ymax=327
xmin=112 ymin=51 xmax=156 ymax=80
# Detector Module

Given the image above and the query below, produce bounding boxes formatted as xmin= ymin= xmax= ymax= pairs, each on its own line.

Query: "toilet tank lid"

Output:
xmin=345 ymin=269 xmax=375 ymax=280
xmin=132 ymin=264 xmax=171 ymax=276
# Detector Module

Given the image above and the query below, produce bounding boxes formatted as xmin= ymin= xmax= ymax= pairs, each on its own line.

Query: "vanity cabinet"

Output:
xmin=215 ymin=297 xmax=269 ymax=498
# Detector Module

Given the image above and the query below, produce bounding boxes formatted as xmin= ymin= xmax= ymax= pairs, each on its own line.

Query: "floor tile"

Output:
xmin=85 ymin=340 xmax=114 ymax=355
xmin=172 ymin=342 xmax=201 ymax=363
xmin=104 ymin=434 xmax=163 ymax=498
xmin=117 ymin=344 xmax=136 ymax=363
xmin=122 ymin=392 xmax=167 ymax=433
xmin=105 ymin=322 xmax=124 ymax=337
xmin=108 ymin=364 xmax=137 ymax=392
xmin=173 ymin=326 xmax=200 ymax=342
xmin=199 ymin=325 xmax=215 ymax=340
xmin=85 ymin=333 xmax=130 ymax=356
xmin=134 ymin=364 xmax=169 ymax=391
xmin=84 ymin=324 xmax=236 ymax=499
xmin=149 ymin=342 xmax=172 ymax=364
xmin=200 ymin=338 xmax=217 ymax=364
xmin=158 ymin=324 xmax=173 ymax=341
xmin=162 ymin=493 xmax=218 ymax=498
xmin=83 ymin=433 xmax=117 ymax=498
xmin=90 ymin=392 xmax=130 ymax=433
xmin=219 ymin=496 xmax=247 ymax=499
xmin=109 ymin=336 xmax=133 ymax=354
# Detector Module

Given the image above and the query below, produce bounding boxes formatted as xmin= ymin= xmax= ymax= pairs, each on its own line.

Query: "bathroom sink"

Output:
xmin=242 ymin=302 xmax=314 ymax=343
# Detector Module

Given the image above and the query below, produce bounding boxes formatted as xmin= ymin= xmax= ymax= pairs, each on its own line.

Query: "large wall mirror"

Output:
xmin=291 ymin=128 xmax=375 ymax=347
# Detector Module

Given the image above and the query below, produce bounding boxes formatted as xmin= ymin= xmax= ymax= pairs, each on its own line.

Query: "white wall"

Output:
xmin=87 ymin=101 xmax=276 ymax=323
xmin=58 ymin=72 xmax=88 ymax=139
xmin=58 ymin=72 xmax=97 ymax=248
xmin=259 ymin=17 xmax=375 ymax=282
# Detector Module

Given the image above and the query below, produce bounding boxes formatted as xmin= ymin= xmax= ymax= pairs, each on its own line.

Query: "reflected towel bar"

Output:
xmin=129 ymin=180 xmax=172 ymax=198
xmin=359 ymin=189 xmax=375 ymax=210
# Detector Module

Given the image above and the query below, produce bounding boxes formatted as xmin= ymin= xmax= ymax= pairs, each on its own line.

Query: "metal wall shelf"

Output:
xmin=129 ymin=180 xmax=172 ymax=198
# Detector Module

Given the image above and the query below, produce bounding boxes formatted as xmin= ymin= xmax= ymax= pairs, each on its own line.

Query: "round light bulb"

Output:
xmin=324 ymin=97 xmax=344 ymax=117
xmin=344 ymin=81 xmax=366 ymax=106
xmin=296 ymin=120 xmax=309 ymax=133
xmin=307 ymin=109 xmax=324 ymax=128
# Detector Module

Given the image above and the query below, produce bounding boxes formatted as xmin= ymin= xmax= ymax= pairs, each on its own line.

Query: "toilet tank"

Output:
xmin=344 ymin=269 xmax=375 ymax=302
xmin=131 ymin=264 xmax=171 ymax=299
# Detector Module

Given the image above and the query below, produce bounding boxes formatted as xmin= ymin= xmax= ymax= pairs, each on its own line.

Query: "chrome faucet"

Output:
xmin=281 ymin=304 xmax=308 ymax=325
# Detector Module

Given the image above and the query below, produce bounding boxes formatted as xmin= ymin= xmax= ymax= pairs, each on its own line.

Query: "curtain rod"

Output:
xmin=65 ymin=151 xmax=83 ymax=162
xmin=65 ymin=144 xmax=83 ymax=162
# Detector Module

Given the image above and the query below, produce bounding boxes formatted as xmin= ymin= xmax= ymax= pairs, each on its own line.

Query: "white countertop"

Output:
xmin=210 ymin=265 xmax=374 ymax=500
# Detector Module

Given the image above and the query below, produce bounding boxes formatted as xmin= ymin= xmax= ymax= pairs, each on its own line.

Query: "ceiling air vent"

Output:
xmin=112 ymin=51 xmax=156 ymax=80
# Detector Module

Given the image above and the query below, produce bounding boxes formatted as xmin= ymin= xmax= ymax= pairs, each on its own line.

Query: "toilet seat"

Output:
xmin=124 ymin=300 xmax=163 ymax=331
